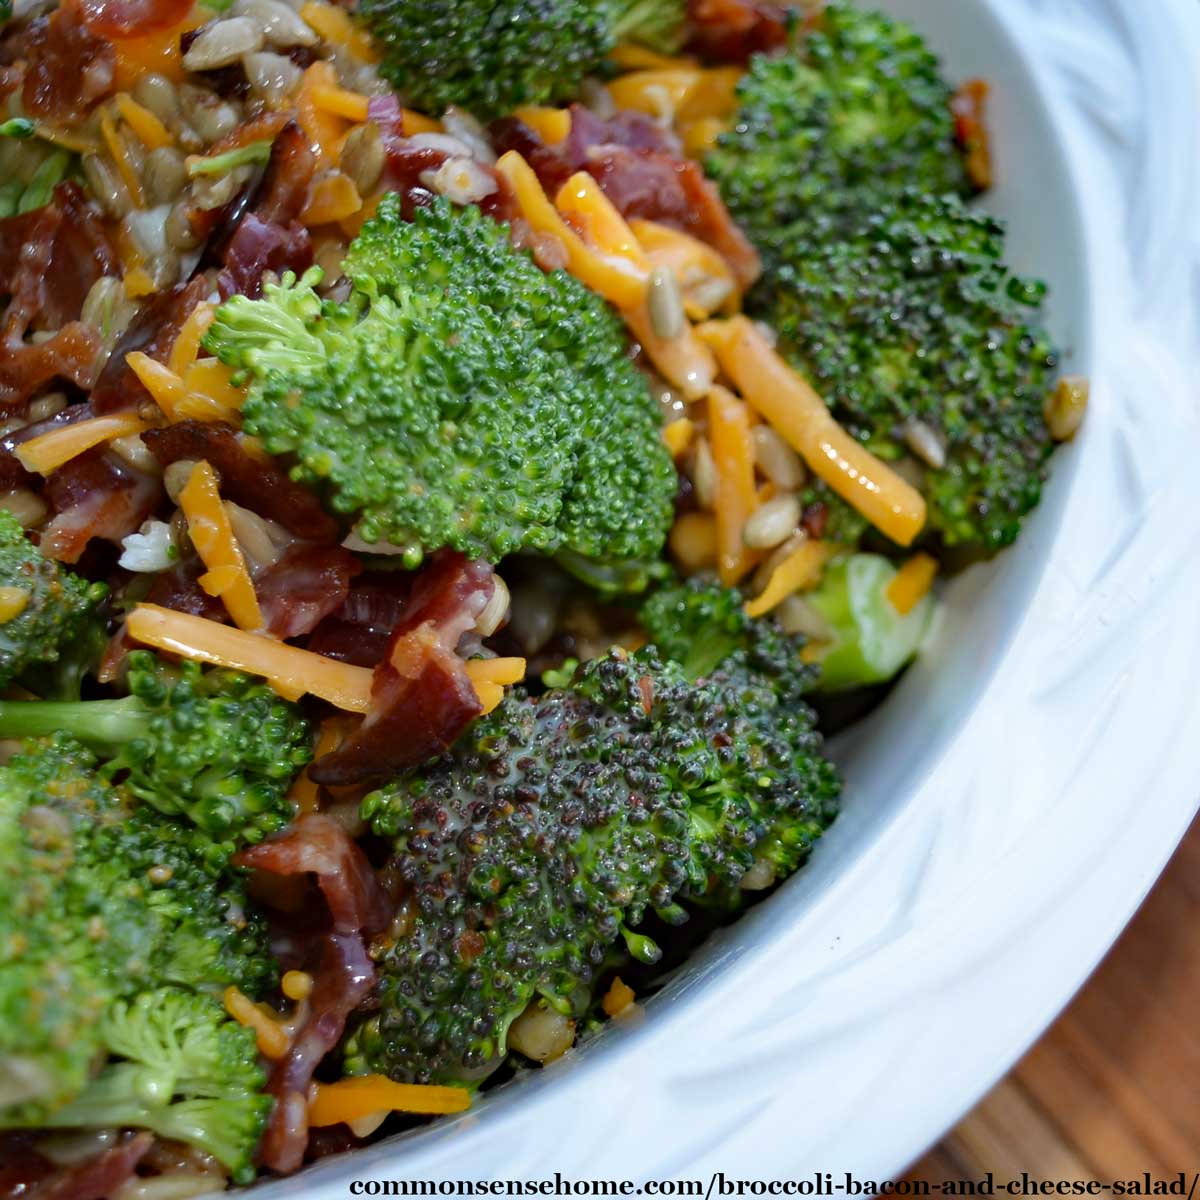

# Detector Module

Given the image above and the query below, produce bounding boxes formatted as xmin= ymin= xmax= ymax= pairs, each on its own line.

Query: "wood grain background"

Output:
xmin=904 ymin=814 xmax=1200 ymax=1184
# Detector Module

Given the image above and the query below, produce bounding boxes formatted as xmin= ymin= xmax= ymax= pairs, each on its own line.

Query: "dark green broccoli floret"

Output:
xmin=706 ymin=3 xmax=970 ymax=238
xmin=357 ymin=0 xmax=685 ymax=120
xmin=0 ymin=736 xmax=274 ymax=1129
xmin=345 ymin=645 xmax=839 ymax=1084
xmin=207 ymin=197 xmax=674 ymax=581
xmin=755 ymin=192 xmax=1058 ymax=549
xmin=37 ymin=988 xmax=271 ymax=1183
xmin=0 ymin=650 xmax=312 ymax=857
xmin=0 ymin=509 xmax=107 ymax=690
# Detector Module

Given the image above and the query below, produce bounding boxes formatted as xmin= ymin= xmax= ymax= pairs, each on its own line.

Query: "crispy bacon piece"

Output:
xmin=78 ymin=0 xmax=193 ymax=35
xmin=309 ymin=552 xmax=493 ymax=786
xmin=21 ymin=0 xmax=114 ymax=124
xmin=40 ymin=449 xmax=160 ymax=562
xmin=91 ymin=277 xmax=208 ymax=415
xmin=142 ymin=420 xmax=338 ymax=541
xmin=256 ymin=120 xmax=316 ymax=226
xmin=306 ymin=571 xmax=417 ymax=667
xmin=0 ymin=326 xmax=101 ymax=413
xmin=235 ymin=815 xmax=388 ymax=1174
xmin=952 ymin=79 xmax=993 ymax=191
xmin=685 ymin=0 xmax=792 ymax=62
xmin=0 ymin=1131 xmax=155 ymax=1200
xmin=218 ymin=212 xmax=313 ymax=300
xmin=257 ymin=542 xmax=361 ymax=640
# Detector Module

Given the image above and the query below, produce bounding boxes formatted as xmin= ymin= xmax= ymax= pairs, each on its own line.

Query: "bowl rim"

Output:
xmin=258 ymin=0 xmax=1200 ymax=1190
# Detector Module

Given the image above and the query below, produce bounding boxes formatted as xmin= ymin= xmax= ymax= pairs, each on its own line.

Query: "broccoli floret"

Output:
xmin=38 ymin=988 xmax=271 ymax=1183
xmin=346 ymin=645 xmax=839 ymax=1084
xmin=0 ymin=509 xmax=107 ymax=690
xmin=0 ymin=650 xmax=311 ymax=857
xmin=357 ymin=0 xmax=685 ymax=120
xmin=803 ymin=554 xmax=936 ymax=691
xmin=0 ymin=737 xmax=274 ymax=1127
xmin=755 ymin=193 xmax=1058 ymax=549
xmin=706 ymin=3 xmax=970 ymax=238
xmin=207 ymin=197 xmax=674 ymax=580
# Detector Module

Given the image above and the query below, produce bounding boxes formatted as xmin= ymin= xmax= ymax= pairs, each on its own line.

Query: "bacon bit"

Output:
xmin=454 ymin=929 xmax=486 ymax=964
xmin=80 ymin=0 xmax=195 ymax=39
xmin=288 ymin=716 xmax=350 ymax=812
xmin=22 ymin=0 xmax=116 ymax=124
xmin=301 ymin=173 xmax=362 ymax=225
xmin=308 ymin=553 xmax=494 ymax=786
xmin=685 ymin=0 xmax=792 ymax=62
xmin=219 ymin=212 xmax=314 ymax=301
xmin=299 ymin=0 xmax=380 ymax=63
xmin=637 ymin=674 xmax=655 ymax=715
xmin=309 ymin=1076 xmax=469 ymax=1128
xmin=126 ymin=604 xmax=376 ymax=710
xmin=15 ymin=411 xmax=149 ymax=476
xmin=0 ymin=589 xmax=31 ymax=622
xmin=745 ymin=539 xmax=831 ymax=618
xmin=602 ymin=976 xmax=636 ymax=1017
xmin=952 ymin=79 xmax=994 ymax=191
xmin=224 ymin=985 xmax=290 ymax=1059
xmin=886 ymin=552 xmax=938 ymax=616
xmin=178 ymin=460 xmax=264 ymax=632
xmin=26 ymin=1131 xmax=153 ymax=1200
xmin=113 ymin=90 xmax=172 ymax=149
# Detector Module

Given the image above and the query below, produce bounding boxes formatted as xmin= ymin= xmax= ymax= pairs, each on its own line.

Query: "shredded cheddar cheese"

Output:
xmin=100 ymin=110 xmax=145 ymax=209
xmin=401 ymin=108 xmax=442 ymax=135
xmin=224 ymin=987 xmax=290 ymax=1059
xmin=15 ymin=412 xmax=150 ymax=476
xmin=178 ymin=461 xmax=264 ymax=632
xmin=126 ymin=604 xmax=375 ymax=711
xmin=628 ymin=219 xmax=738 ymax=319
xmin=299 ymin=0 xmax=380 ymax=62
xmin=601 ymin=976 xmax=635 ymax=1017
xmin=707 ymin=388 xmax=759 ymax=587
xmin=301 ymin=172 xmax=363 ymax=225
xmin=745 ymin=540 xmax=832 ymax=618
xmin=114 ymin=92 xmax=173 ymax=150
xmin=699 ymin=317 xmax=927 ymax=546
xmin=496 ymin=152 xmax=647 ymax=310
xmin=0 ymin=588 xmax=30 ymax=622
xmin=513 ymin=105 xmax=571 ymax=145
xmin=554 ymin=173 xmax=650 ymax=270
xmin=886 ymin=552 xmax=938 ymax=615
xmin=311 ymin=83 xmax=372 ymax=123
xmin=622 ymin=300 xmax=715 ymax=400
xmin=308 ymin=1076 xmax=470 ymax=1127
xmin=168 ymin=303 xmax=216 ymax=376
xmin=662 ymin=417 xmax=694 ymax=458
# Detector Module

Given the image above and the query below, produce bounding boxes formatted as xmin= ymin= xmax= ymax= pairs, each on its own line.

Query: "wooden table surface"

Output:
xmin=904 ymin=813 xmax=1200 ymax=1184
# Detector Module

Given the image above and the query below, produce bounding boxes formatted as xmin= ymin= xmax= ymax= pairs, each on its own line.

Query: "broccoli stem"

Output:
xmin=0 ymin=697 xmax=147 ymax=747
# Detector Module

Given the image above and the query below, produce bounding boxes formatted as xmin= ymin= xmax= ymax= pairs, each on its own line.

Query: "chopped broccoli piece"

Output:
xmin=38 ymin=988 xmax=271 ymax=1184
xmin=706 ymin=2 xmax=970 ymax=238
xmin=0 ymin=650 xmax=312 ymax=857
xmin=357 ymin=0 xmax=686 ymax=120
xmin=0 ymin=736 xmax=274 ymax=1128
xmin=346 ymin=645 xmax=839 ymax=1084
xmin=0 ymin=509 xmax=107 ymax=690
xmin=755 ymin=192 xmax=1058 ymax=549
xmin=804 ymin=554 xmax=935 ymax=691
xmin=207 ymin=197 xmax=675 ymax=580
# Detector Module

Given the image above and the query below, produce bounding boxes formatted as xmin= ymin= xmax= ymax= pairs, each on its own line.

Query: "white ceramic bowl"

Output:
xmin=268 ymin=1 xmax=1200 ymax=1190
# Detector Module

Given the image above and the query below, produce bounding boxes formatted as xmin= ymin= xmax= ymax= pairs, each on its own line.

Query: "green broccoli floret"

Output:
xmin=803 ymin=553 xmax=936 ymax=691
xmin=0 ymin=650 xmax=312 ymax=857
xmin=207 ymin=197 xmax=675 ymax=580
xmin=37 ymin=988 xmax=271 ymax=1183
xmin=706 ymin=2 xmax=970 ymax=238
xmin=345 ymin=645 xmax=839 ymax=1084
xmin=357 ymin=0 xmax=686 ymax=120
xmin=755 ymin=192 xmax=1058 ymax=549
xmin=0 ymin=736 xmax=274 ymax=1128
xmin=0 ymin=509 xmax=107 ymax=690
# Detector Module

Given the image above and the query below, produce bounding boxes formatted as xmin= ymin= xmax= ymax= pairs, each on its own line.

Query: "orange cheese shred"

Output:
xmin=100 ymin=109 xmax=145 ymax=209
xmin=554 ymin=172 xmax=649 ymax=270
xmin=628 ymin=218 xmax=738 ymax=319
xmin=309 ymin=1076 xmax=470 ymax=1127
xmin=622 ymin=300 xmax=715 ymax=400
xmin=496 ymin=152 xmax=647 ymax=310
xmin=126 ymin=604 xmax=376 ymax=711
xmin=111 ymin=9 xmax=206 ymax=89
xmin=224 ymin=987 xmax=290 ymax=1059
xmin=299 ymin=1 xmax=380 ymax=62
xmin=301 ymin=172 xmax=363 ymax=225
xmin=15 ymin=412 xmax=150 ymax=476
xmin=662 ymin=417 xmax=694 ymax=458
xmin=178 ymin=461 xmax=264 ymax=632
xmin=311 ymin=83 xmax=371 ymax=123
xmin=298 ymin=61 xmax=350 ymax=163
xmin=699 ymin=317 xmax=927 ymax=547
xmin=114 ymin=92 xmax=173 ymax=150
xmin=401 ymin=108 xmax=442 ymax=135
xmin=0 ymin=588 xmax=30 ymax=622
xmin=514 ymin=106 xmax=571 ymax=145
xmin=168 ymin=303 xmax=216 ymax=376
xmin=745 ymin=539 xmax=832 ymax=619
xmin=288 ymin=716 xmax=353 ymax=812
xmin=886 ymin=552 xmax=938 ymax=616
xmin=464 ymin=657 xmax=525 ymax=715
xmin=601 ymin=976 xmax=635 ymax=1017
xmin=607 ymin=68 xmax=701 ymax=117
xmin=127 ymin=351 xmax=187 ymax=419
xmin=707 ymin=387 xmax=760 ymax=587
xmin=180 ymin=358 xmax=248 ymax=417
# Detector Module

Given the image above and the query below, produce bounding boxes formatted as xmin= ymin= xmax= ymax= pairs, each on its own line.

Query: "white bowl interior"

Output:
xmin=259 ymin=1 xmax=1092 ymax=1190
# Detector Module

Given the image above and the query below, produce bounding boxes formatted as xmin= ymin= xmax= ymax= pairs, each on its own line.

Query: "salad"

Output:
xmin=0 ymin=0 xmax=1088 ymax=1193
